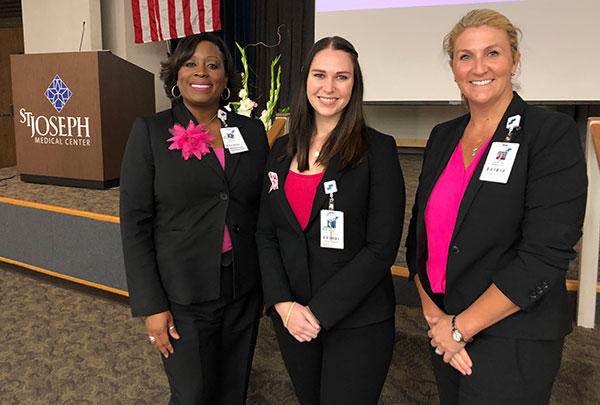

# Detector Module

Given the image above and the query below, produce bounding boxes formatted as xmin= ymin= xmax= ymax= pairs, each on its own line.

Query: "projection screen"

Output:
xmin=315 ymin=0 xmax=600 ymax=102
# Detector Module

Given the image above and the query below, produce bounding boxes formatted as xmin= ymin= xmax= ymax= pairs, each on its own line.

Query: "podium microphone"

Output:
xmin=79 ymin=21 xmax=86 ymax=52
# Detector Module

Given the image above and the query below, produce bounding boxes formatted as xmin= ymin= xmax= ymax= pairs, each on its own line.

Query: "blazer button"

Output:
xmin=541 ymin=281 xmax=549 ymax=289
xmin=536 ymin=286 xmax=543 ymax=294
xmin=220 ymin=192 xmax=229 ymax=201
xmin=530 ymin=291 xmax=538 ymax=299
xmin=232 ymin=224 xmax=240 ymax=232
xmin=451 ymin=245 xmax=460 ymax=254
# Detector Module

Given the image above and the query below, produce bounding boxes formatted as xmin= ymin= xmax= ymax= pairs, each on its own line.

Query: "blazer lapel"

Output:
xmin=452 ymin=93 xmax=528 ymax=238
xmin=222 ymin=113 xmax=241 ymax=181
xmin=419 ymin=116 xmax=467 ymax=226
xmin=270 ymin=155 xmax=305 ymax=233
xmin=172 ymin=103 xmax=226 ymax=180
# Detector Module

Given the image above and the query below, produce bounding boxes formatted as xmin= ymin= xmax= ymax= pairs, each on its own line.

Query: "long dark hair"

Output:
xmin=159 ymin=33 xmax=242 ymax=107
xmin=283 ymin=36 xmax=368 ymax=171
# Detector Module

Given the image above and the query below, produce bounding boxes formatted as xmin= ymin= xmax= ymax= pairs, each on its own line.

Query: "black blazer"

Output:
xmin=406 ymin=93 xmax=587 ymax=340
xmin=120 ymin=102 xmax=269 ymax=317
xmin=256 ymin=128 xmax=405 ymax=330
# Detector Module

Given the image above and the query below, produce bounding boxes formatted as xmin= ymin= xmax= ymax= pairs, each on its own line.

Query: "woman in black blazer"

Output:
xmin=120 ymin=33 xmax=268 ymax=404
xmin=256 ymin=36 xmax=405 ymax=404
xmin=405 ymin=9 xmax=587 ymax=404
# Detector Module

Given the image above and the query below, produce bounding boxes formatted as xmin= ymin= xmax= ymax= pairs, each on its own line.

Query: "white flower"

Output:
xmin=237 ymin=97 xmax=257 ymax=117
xmin=223 ymin=104 xmax=232 ymax=112
xmin=259 ymin=109 xmax=271 ymax=130
xmin=238 ymin=88 xmax=247 ymax=99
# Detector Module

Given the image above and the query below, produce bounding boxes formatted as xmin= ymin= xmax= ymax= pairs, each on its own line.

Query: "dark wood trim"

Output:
xmin=20 ymin=174 xmax=119 ymax=190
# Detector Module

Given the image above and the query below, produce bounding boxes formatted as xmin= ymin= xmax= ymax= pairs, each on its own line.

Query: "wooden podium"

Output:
xmin=10 ymin=51 xmax=155 ymax=189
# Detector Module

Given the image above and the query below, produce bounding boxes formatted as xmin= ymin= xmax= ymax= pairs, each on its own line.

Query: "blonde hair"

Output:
xmin=443 ymin=9 xmax=521 ymax=63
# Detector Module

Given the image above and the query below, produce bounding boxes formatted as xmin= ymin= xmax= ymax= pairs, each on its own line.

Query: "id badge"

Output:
xmin=220 ymin=127 xmax=249 ymax=154
xmin=479 ymin=142 xmax=520 ymax=184
xmin=320 ymin=210 xmax=344 ymax=249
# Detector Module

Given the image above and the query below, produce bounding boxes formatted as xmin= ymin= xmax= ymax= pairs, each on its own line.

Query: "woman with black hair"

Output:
xmin=257 ymin=36 xmax=405 ymax=404
xmin=120 ymin=33 xmax=268 ymax=404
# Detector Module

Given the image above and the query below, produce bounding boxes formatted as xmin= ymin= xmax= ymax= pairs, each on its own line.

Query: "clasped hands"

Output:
xmin=275 ymin=301 xmax=321 ymax=342
xmin=426 ymin=314 xmax=473 ymax=376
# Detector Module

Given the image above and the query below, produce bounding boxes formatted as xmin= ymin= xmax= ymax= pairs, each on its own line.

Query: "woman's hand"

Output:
xmin=275 ymin=301 xmax=321 ymax=343
xmin=427 ymin=315 xmax=465 ymax=362
xmin=415 ymin=275 xmax=446 ymax=328
xmin=422 ymin=301 xmax=447 ymax=329
xmin=449 ymin=348 xmax=473 ymax=376
xmin=145 ymin=310 xmax=180 ymax=358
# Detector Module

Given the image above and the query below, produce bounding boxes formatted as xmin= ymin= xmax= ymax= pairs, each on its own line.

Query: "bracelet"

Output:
xmin=451 ymin=315 xmax=473 ymax=343
xmin=284 ymin=302 xmax=296 ymax=328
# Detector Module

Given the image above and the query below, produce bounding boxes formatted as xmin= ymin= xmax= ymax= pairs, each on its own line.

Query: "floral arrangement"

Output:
xmin=167 ymin=120 xmax=213 ymax=160
xmin=227 ymin=42 xmax=282 ymax=132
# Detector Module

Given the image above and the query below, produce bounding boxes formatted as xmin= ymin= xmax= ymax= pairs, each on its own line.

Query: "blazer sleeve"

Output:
xmin=309 ymin=134 xmax=405 ymax=329
xmin=120 ymin=117 xmax=170 ymax=317
xmin=256 ymin=138 xmax=294 ymax=309
xmin=492 ymin=114 xmax=587 ymax=311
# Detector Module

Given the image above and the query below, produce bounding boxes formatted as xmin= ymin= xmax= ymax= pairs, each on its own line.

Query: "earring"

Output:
xmin=221 ymin=87 xmax=231 ymax=101
xmin=171 ymin=85 xmax=181 ymax=98
xmin=511 ymin=72 xmax=516 ymax=77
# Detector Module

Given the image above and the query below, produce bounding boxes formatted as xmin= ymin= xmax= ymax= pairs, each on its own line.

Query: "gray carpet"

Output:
xmin=1 ymin=152 xmax=598 ymax=403
xmin=1 ymin=262 xmax=599 ymax=404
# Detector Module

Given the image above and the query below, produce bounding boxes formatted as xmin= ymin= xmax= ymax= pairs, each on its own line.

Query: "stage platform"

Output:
xmin=0 ymin=163 xmax=419 ymax=302
xmin=0 ymin=166 xmax=125 ymax=295
xmin=1 ymin=158 xmax=596 ymax=323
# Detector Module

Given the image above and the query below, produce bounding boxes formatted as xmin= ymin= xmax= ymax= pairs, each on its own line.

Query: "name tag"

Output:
xmin=479 ymin=142 xmax=519 ymax=184
xmin=320 ymin=210 xmax=344 ymax=249
xmin=220 ymin=127 xmax=248 ymax=154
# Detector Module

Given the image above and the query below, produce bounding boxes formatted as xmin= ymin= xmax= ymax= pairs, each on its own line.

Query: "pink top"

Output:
xmin=424 ymin=137 xmax=492 ymax=293
xmin=214 ymin=148 xmax=232 ymax=253
xmin=285 ymin=170 xmax=325 ymax=230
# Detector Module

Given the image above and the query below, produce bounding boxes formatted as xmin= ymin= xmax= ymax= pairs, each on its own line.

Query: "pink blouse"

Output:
xmin=424 ymin=137 xmax=492 ymax=293
xmin=213 ymin=148 xmax=232 ymax=253
xmin=284 ymin=170 xmax=325 ymax=230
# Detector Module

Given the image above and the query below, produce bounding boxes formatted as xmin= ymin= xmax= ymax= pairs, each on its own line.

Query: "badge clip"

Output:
xmin=505 ymin=114 xmax=521 ymax=141
xmin=323 ymin=180 xmax=338 ymax=210
xmin=217 ymin=109 xmax=228 ymax=127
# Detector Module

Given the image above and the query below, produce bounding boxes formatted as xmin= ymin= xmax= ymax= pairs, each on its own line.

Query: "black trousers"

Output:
xmin=161 ymin=264 xmax=262 ymax=405
xmin=272 ymin=314 xmax=395 ymax=405
xmin=431 ymin=333 xmax=564 ymax=405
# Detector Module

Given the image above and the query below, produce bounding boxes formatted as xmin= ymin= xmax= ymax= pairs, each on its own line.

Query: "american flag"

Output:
xmin=132 ymin=0 xmax=221 ymax=44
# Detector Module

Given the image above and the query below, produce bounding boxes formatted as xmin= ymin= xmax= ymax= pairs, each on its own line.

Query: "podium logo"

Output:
xmin=44 ymin=75 xmax=72 ymax=113
xmin=17 ymin=74 xmax=92 ymax=147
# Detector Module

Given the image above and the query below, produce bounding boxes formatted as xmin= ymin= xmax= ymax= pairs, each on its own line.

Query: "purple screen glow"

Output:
xmin=316 ymin=0 xmax=524 ymax=13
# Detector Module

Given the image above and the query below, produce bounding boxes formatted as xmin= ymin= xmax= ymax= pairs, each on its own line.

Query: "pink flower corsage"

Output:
xmin=167 ymin=120 xmax=213 ymax=160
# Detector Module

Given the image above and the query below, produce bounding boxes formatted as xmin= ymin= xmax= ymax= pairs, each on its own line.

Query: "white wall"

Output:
xmin=365 ymin=105 xmax=467 ymax=140
xmin=22 ymin=0 xmax=103 ymax=53
xmin=100 ymin=0 xmax=170 ymax=112
xmin=316 ymin=0 xmax=600 ymax=102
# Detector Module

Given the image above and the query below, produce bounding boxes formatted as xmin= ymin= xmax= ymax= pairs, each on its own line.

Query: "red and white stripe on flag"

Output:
xmin=132 ymin=0 xmax=221 ymax=44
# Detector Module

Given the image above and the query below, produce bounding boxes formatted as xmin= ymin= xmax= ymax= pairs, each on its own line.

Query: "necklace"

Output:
xmin=202 ymin=113 xmax=218 ymax=126
xmin=469 ymin=136 xmax=490 ymax=157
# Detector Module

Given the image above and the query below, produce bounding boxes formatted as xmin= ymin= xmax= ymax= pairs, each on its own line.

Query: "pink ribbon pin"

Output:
xmin=268 ymin=171 xmax=279 ymax=193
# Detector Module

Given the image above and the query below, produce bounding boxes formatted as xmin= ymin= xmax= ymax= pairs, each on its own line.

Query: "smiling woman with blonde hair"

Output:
xmin=406 ymin=9 xmax=587 ymax=404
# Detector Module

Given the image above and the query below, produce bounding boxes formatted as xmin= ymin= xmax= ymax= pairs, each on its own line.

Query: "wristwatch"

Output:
xmin=451 ymin=315 xmax=472 ymax=343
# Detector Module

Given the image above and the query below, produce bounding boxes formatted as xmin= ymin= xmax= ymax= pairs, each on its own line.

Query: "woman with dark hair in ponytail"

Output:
xmin=257 ymin=36 xmax=405 ymax=404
